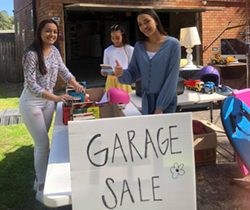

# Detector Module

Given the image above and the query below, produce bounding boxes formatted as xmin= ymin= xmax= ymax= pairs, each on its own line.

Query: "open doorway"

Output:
xmin=64 ymin=7 xmax=197 ymax=88
xmin=65 ymin=10 xmax=138 ymax=88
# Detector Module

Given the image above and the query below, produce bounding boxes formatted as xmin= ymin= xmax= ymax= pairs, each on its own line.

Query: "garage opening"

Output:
xmin=64 ymin=5 xmax=199 ymax=88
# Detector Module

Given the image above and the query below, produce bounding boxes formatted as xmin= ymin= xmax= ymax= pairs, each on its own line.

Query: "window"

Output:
xmin=30 ymin=10 xmax=34 ymax=32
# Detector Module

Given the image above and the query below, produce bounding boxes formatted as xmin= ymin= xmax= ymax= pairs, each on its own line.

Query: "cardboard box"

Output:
xmin=99 ymin=103 xmax=125 ymax=118
xmin=72 ymin=103 xmax=125 ymax=121
xmin=86 ymin=88 xmax=107 ymax=102
xmin=63 ymin=88 xmax=107 ymax=125
xmin=195 ymin=149 xmax=216 ymax=166
xmin=193 ymin=120 xmax=218 ymax=166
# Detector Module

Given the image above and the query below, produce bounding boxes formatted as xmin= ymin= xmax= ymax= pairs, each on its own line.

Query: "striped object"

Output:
xmin=0 ymin=109 xmax=23 ymax=126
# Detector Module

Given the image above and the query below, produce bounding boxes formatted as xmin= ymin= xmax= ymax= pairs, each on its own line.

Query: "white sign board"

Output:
xmin=68 ymin=113 xmax=196 ymax=210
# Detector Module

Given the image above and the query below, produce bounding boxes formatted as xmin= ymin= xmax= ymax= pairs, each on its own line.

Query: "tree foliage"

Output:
xmin=0 ymin=10 xmax=14 ymax=30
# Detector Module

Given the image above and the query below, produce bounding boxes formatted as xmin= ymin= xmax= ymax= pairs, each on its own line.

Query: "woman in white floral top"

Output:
xmin=19 ymin=19 xmax=84 ymax=204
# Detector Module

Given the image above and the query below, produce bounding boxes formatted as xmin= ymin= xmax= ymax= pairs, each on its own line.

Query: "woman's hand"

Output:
xmin=100 ymin=69 xmax=115 ymax=76
xmin=154 ymin=108 xmax=163 ymax=114
xmin=114 ymin=60 xmax=123 ymax=77
xmin=68 ymin=78 xmax=85 ymax=93
xmin=56 ymin=94 xmax=75 ymax=104
xmin=100 ymin=69 xmax=108 ymax=77
xmin=74 ymin=83 xmax=85 ymax=93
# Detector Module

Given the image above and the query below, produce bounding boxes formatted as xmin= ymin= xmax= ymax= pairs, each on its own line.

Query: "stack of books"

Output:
xmin=65 ymin=97 xmax=82 ymax=107
xmin=72 ymin=104 xmax=100 ymax=121
xmin=72 ymin=112 xmax=95 ymax=121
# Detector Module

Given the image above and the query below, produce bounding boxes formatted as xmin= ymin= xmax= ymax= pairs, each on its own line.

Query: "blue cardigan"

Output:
xmin=118 ymin=36 xmax=181 ymax=114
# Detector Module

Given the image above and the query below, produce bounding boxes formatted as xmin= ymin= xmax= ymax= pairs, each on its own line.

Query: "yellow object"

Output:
xmin=87 ymin=107 xmax=100 ymax=119
xmin=226 ymin=57 xmax=235 ymax=62
xmin=105 ymin=75 xmax=132 ymax=93
xmin=211 ymin=54 xmax=227 ymax=65
xmin=195 ymin=81 xmax=204 ymax=92
xmin=180 ymin=59 xmax=188 ymax=67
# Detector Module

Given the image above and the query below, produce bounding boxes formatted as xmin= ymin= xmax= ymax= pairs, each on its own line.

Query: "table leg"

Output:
xmin=210 ymin=101 xmax=213 ymax=123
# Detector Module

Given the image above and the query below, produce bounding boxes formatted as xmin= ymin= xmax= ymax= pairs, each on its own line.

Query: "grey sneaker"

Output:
xmin=216 ymin=85 xmax=233 ymax=96
xmin=36 ymin=189 xmax=44 ymax=204
xmin=223 ymin=85 xmax=237 ymax=92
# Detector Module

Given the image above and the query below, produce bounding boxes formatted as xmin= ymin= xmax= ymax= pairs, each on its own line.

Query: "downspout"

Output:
xmin=32 ymin=0 xmax=37 ymax=36
xmin=195 ymin=12 xmax=201 ymax=65
xmin=245 ymin=0 xmax=249 ymax=88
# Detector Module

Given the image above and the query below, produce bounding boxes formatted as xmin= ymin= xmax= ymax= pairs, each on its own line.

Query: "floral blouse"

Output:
xmin=22 ymin=45 xmax=74 ymax=97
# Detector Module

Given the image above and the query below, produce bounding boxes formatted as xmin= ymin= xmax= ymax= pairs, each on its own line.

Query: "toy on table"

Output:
xmin=184 ymin=79 xmax=216 ymax=94
xmin=211 ymin=54 xmax=227 ymax=65
xmin=202 ymin=81 xmax=216 ymax=94
xmin=226 ymin=56 xmax=235 ymax=63
xmin=184 ymin=79 xmax=204 ymax=92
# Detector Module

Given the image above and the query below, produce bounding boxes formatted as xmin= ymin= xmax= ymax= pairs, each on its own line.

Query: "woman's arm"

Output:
xmin=42 ymin=91 xmax=75 ymax=104
xmin=22 ymin=51 xmax=46 ymax=98
xmin=155 ymin=39 xmax=181 ymax=113
xmin=68 ymin=77 xmax=85 ymax=93
xmin=116 ymin=42 xmax=140 ymax=84
xmin=41 ymin=77 xmax=83 ymax=103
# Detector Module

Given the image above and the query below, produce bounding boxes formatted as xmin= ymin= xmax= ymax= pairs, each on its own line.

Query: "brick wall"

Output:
xmin=202 ymin=7 xmax=246 ymax=65
xmin=35 ymin=0 xmax=66 ymax=89
xmin=14 ymin=0 xmax=34 ymax=42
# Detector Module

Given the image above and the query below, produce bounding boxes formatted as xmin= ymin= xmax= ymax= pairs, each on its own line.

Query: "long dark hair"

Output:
xmin=110 ymin=24 xmax=129 ymax=45
xmin=136 ymin=9 xmax=166 ymax=41
xmin=25 ymin=19 xmax=58 ymax=75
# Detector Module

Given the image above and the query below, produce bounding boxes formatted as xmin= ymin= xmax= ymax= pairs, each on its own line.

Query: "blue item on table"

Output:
xmin=80 ymin=81 xmax=86 ymax=88
xmin=100 ymin=64 xmax=114 ymax=75
xmin=68 ymin=91 xmax=85 ymax=102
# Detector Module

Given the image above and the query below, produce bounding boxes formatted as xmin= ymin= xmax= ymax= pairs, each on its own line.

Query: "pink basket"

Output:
xmin=232 ymin=88 xmax=250 ymax=108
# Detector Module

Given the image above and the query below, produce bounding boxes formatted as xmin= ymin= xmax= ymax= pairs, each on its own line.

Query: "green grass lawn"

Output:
xmin=0 ymin=87 xmax=56 ymax=210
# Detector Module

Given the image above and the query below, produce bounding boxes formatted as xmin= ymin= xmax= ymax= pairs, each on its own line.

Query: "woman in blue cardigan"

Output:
xmin=115 ymin=9 xmax=181 ymax=115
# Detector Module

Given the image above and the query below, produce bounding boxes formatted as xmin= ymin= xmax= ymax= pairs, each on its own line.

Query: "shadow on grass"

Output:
xmin=0 ymin=146 xmax=72 ymax=210
xmin=0 ymin=82 xmax=23 ymax=99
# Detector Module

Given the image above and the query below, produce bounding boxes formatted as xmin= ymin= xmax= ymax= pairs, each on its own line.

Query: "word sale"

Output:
xmin=102 ymin=176 xmax=162 ymax=209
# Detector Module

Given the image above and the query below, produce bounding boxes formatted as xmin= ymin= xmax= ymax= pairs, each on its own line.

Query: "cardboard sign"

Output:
xmin=68 ymin=113 xmax=196 ymax=210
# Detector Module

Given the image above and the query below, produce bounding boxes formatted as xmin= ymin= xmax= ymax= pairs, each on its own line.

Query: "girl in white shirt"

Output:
xmin=101 ymin=24 xmax=134 ymax=93
xmin=19 ymin=19 xmax=84 ymax=204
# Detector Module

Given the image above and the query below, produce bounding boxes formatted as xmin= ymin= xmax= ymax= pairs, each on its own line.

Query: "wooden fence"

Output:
xmin=0 ymin=41 xmax=32 ymax=82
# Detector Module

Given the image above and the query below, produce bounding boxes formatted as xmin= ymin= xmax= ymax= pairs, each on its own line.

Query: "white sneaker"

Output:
xmin=36 ymin=189 xmax=44 ymax=204
xmin=33 ymin=179 xmax=38 ymax=192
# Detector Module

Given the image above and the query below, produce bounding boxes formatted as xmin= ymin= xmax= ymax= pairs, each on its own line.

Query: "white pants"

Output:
xmin=19 ymin=88 xmax=54 ymax=184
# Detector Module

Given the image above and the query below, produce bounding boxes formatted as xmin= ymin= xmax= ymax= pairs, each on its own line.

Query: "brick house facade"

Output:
xmin=14 ymin=0 xmax=247 ymax=89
